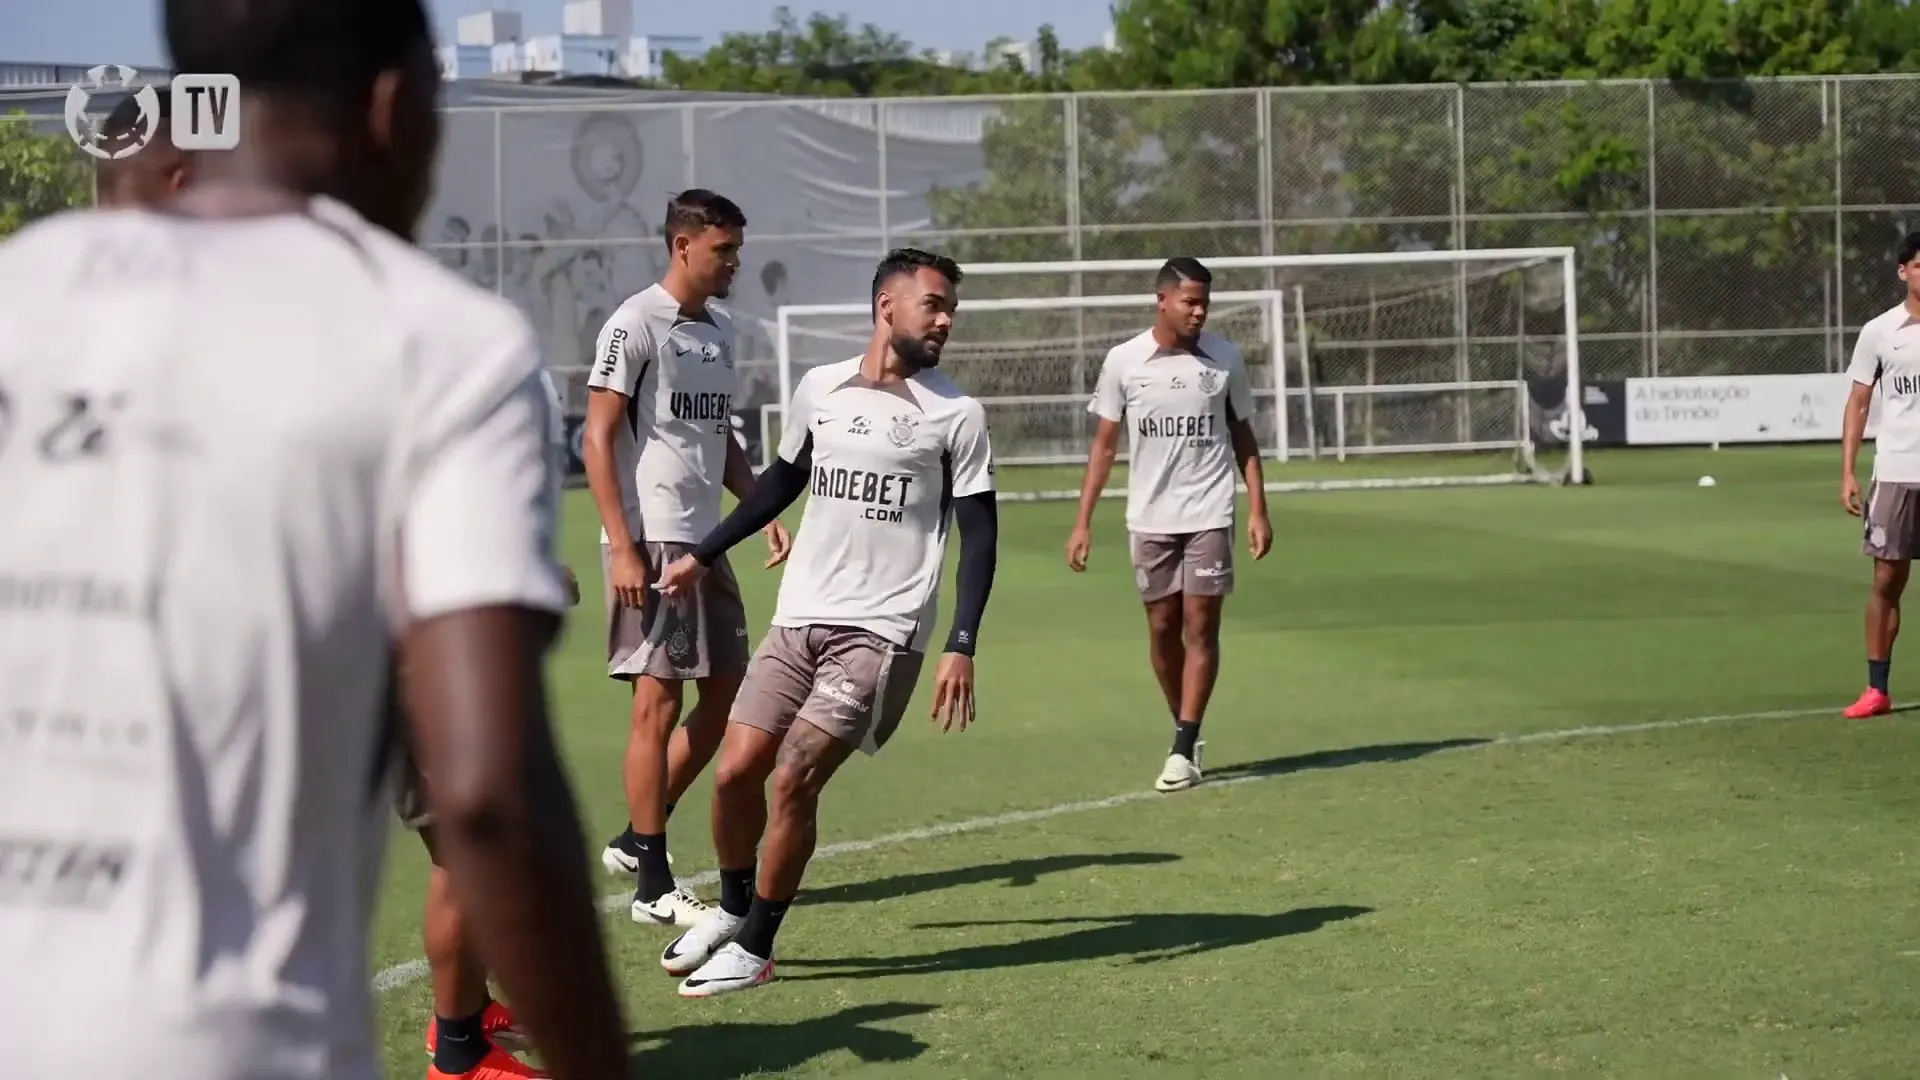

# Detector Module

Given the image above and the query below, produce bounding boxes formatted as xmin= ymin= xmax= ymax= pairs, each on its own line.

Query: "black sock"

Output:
xmin=432 ymin=1007 xmax=489 ymax=1074
xmin=634 ymin=832 xmax=674 ymax=901
xmin=718 ymin=866 xmax=755 ymax=917
xmin=1172 ymin=720 xmax=1201 ymax=760
xmin=613 ymin=823 xmax=637 ymax=850
xmin=734 ymin=894 xmax=792 ymax=958
xmin=1870 ymin=658 xmax=1892 ymax=693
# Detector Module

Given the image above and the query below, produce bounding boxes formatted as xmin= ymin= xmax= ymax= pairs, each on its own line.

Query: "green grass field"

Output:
xmin=369 ymin=444 xmax=1920 ymax=1079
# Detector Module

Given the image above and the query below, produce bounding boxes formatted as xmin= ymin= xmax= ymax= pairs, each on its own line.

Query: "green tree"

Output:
xmin=0 ymin=112 xmax=92 ymax=238
xmin=663 ymin=6 xmax=1061 ymax=97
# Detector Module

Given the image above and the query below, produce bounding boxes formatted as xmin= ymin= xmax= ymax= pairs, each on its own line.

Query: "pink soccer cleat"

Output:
xmin=1843 ymin=687 xmax=1892 ymax=719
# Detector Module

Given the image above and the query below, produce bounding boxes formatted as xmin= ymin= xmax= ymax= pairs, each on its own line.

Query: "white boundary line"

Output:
xmin=370 ymin=705 xmax=1833 ymax=993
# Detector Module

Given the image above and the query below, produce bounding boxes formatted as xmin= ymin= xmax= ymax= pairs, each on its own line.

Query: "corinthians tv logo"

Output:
xmin=64 ymin=65 xmax=243 ymax=159
xmin=64 ymin=66 xmax=160 ymax=160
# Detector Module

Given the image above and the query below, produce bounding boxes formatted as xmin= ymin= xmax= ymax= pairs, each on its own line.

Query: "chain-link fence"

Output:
xmin=7 ymin=75 xmax=1916 ymax=410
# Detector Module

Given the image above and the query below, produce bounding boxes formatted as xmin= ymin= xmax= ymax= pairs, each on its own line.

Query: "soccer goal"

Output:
xmin=768 ymin=248 xmax=1585 ymax=498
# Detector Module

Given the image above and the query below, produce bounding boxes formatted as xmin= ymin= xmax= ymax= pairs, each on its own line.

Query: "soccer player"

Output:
xmin=1064 ymin=256 xmax=1273 ymax=792
xmin=0 ymin=0 xmax=628 ymax=1078
xmin=649 ymin=247 xmax=999 ymax=998
xmin=404 ymin=362 xmax=584 ymax=1080
xmin=1840 ymin=230 xmax=1920 ymax=719
xmin=89 ymin=91 xmax=580 ymax=1080
xmin=94 ymin=94 xmax=189 ymax=209
xmin=582 ymin=188 xmax=790 ymax=926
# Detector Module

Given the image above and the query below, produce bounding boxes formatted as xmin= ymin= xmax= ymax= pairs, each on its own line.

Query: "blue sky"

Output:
xmin=4 ymin=0 xmax=1113 ymax=70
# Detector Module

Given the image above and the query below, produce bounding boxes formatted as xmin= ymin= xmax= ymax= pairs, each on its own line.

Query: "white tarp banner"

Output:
xmin=1624 ymin=373 xmax=1882 ymax=445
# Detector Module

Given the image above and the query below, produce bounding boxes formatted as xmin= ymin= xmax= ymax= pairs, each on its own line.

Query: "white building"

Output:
xmin=0 ymin=61 xmax=173 ymax=89
xmin=435 ymin=1 xmax=702 ymax=82
xmin=990 ymin=39 xmax=1043 ymax=74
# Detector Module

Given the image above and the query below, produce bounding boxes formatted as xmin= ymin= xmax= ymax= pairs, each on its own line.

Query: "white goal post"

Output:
xmin=770 ymin=248 xmax=1584 ymax=496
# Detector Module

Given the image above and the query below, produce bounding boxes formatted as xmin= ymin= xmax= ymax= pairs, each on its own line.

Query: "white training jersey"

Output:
xmin=1848 ymin=301 xmax=1920 ymax=484
xmin=1089 ymin=329 xmax=1256 ymax=535
xmin=0 ymin=199 xmax=568 ymax=1080
xmin=586 ymin=283 xmax=739 ymax=543
xmin=771 ymin=357 xmax=995 ymax=652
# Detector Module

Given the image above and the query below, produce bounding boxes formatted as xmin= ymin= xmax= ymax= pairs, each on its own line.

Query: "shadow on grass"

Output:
xmin=1205 ymin=738 xmax=1488 ymax=783
xmin=779 ymin=905 xmax=1372 ymax=981
xmin=629 ymin=1002 xmax=936 ymax=1077
xmin=801 ymin=851 xmax=1181 ymax=906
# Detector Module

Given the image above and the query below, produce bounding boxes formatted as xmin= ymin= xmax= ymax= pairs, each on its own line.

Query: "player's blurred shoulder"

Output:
xmin=309 ymin=196 xmax=541 ymax=398
xmin=1861 ymin=301 xmax=1910 ymax=337
xmin=905 ymin=369 xmax=988 ymax=440
xmin=0 ymin=206 xmax=167 ymax=282
xmin=1104 ymin=327 xmax=1156 ymax=366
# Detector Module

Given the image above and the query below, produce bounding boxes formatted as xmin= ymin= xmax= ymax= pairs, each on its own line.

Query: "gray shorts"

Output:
xmin=393 ymin=745 xmax=431 ymax=831
xmin=602 ymin=539 xmax=750 ymax=681
xmin=730 ymin=625 xmax=924 ymax=755
xmin=1863 ymin=481 xmax=1920 ymax=562
xmin=1130 ymin=528 xmax=1235 ymax=602
xmin=375 ymin=661 xmax=433 ymax=831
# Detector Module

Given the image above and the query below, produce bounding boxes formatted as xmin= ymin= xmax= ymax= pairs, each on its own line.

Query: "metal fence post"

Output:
xmin=1832 ymin=77 xmax=1846 ymax=372
xmin=1646 ymin=80 xmax=1659 ymax=376
xmin=876 ymin=100 xmax=890 ymax=253
xmin=1064 ymin=93 xmax=1087 ymax=394
xmin=682 ymin=102 xmax=699 ymax=187
xmin=492 ymin=107 xmax=504 ymax=296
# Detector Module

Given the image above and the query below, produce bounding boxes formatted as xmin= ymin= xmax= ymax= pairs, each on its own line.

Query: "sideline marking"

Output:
xmin=371 ymin=704 xmax=1834 ymax=992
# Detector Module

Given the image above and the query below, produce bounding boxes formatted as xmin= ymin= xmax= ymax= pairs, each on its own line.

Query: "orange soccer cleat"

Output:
xmin=425 ymin=1044 xmax=546 ymax=1080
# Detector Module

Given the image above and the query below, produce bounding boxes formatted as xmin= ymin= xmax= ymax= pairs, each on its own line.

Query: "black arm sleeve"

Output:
xmin=944 ymin=491 xmax=999 ymax=656
xmin=690 ymin=438 xmax=811 ymax=566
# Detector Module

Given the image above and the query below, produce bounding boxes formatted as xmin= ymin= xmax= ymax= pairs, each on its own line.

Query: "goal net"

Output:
xmin=770 ymin=248 xmax=1585 ymax=497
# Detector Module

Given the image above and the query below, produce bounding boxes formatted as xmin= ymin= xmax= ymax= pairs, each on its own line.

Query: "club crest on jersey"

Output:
xmin=1199 ymin=370 xmax=1220 ymax=394
xmin=888 ymin=415 xmax=919 ymax=448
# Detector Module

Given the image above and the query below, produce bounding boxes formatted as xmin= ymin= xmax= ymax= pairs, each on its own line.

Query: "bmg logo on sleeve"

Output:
xmin=64 ymin=66 xmax=240 ymax=158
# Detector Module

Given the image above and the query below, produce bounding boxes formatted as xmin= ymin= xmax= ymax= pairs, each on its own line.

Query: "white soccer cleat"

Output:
xmin=677 ymin=941 xmax=774 ymax=998
xmin=660 ymin=908 xmax=744 ymax=976
xmin=632 ymin=884 xmax=709 ymax=927
xmin=1154 ymin=739 xmax=1204 ymax=793
xmin=601 ymin=842 xmax=674 ymax=877
xmin=600 ymin=843 xmax=636 ymax=876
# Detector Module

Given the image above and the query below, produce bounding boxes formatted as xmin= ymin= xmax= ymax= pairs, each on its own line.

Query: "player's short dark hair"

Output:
xmin=1156 ymin=257 xmax=1212 ymax=290
xmin=871 ymin=247 xmax=962 ymax=302
xmin=1899 ymin=231 xmax=1920 ymax=267
xmin=663 ymin=189 xmax=747 ymax=243
xmin=164 ymin=0 xmax=432 ymax=97
xmin=101 ymin=91 xmax=171 ymax=139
